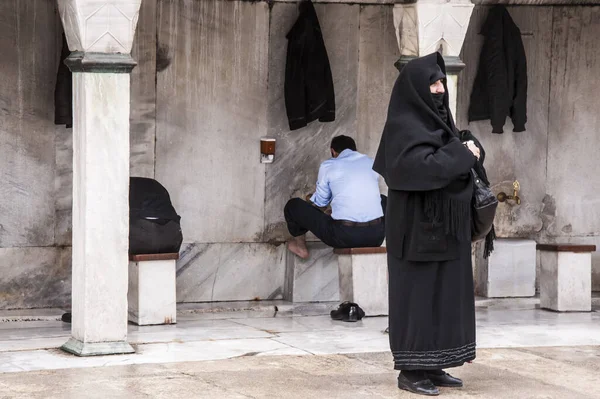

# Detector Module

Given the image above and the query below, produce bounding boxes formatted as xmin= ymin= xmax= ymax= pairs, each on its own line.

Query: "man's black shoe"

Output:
xmin=61 ymin=312 xmax=72 ymax=323
xmin=397 ymin=374 xmax=439 ymax=396
xmin=330 ymin=302 xmax=365 ymax=322
xmin=425 ymin=371 xmax=463 ymax=388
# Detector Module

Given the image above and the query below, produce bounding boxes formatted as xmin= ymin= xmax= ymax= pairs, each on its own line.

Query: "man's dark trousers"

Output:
xmin=284 ymin=196 xmax=386 ymax=248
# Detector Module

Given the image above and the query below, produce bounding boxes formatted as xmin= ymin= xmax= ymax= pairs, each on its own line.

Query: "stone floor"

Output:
xmin=1 ymin=347 xmax=600 ymax=398
xmin=0 ymin=297 xmax=599 ymax=375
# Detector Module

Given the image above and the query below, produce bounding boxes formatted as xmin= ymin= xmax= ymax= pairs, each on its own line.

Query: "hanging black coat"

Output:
xmin=468 ymin=5 xmax=527 ymax=134
xmin=54 ymin=34 xmax=73 ymax=128
xmin=285 ymin=0 xmax=335 ymax=131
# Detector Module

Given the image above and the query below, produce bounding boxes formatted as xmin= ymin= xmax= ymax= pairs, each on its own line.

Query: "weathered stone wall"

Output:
xmin=458 ymin=6 xmax=600 ymax=290
xmin=545 ymin=6 xmax=600 ymax=288
xmin=154 ymin=0 xmax=399 ymax=302
xmin=0 ymin=1 xmax=71 ymax=309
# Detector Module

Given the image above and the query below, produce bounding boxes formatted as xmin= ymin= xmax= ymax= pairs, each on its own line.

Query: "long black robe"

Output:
xmin=374 ymin=53 xmax=477 ymax=371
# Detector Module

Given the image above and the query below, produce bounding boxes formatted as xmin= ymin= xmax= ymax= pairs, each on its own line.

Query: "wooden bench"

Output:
xmin=334 ymin=247 xmax=388 ymax=316
xmin=128 ymin=253 xmax=179 ymax=325
xmin=537 ymin=244 xmax=596 ymax=312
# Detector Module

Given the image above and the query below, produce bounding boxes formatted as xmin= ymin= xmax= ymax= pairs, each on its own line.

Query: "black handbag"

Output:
xmin=471 ymin=169 xmax=498 ymax=241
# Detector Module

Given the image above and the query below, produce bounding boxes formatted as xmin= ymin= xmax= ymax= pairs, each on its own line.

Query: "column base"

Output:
xmin=61 ymin=338 xmax=135 ymax=357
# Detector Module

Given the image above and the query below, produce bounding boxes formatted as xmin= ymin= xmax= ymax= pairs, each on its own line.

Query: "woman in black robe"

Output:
xmin=374 ymin=53 xmax=481 ymax=396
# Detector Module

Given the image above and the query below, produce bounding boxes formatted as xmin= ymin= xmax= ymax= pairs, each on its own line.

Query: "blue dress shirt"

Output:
xmin=310 ymin=149 xmax=383 ymax=222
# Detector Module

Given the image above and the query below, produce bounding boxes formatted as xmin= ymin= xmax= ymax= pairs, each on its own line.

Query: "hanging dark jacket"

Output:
xmin=285 ymin=0 xmax=335 ymax=131
xmin=468 ymin=6 xmax=527 ymax=134
xmin=55 ymin=33 xmax=73 ymax=128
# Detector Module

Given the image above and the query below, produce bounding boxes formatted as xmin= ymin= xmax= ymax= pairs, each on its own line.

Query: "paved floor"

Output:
xmin=1 ymin=347 xmax=599 ymax=398
xmin=0 ymin=298 xmax=599 ymax=375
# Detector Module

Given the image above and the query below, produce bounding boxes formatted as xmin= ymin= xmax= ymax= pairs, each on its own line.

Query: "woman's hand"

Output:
xmin=465 ymin=140 xmax=480 ymax=160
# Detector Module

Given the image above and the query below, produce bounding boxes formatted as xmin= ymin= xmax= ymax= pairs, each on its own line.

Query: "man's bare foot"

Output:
xmin=287 ymin=236 xmax=309 ymax=259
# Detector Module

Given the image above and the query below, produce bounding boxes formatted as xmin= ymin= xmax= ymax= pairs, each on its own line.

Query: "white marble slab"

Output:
xmin=273 ymin=329 xmax=390 ymax=355
xmin=481 ymin=239 xmax=537 ymax=298
xmin=129 ymin=319 xmax=274 ymax=344
xmin=177 ymin=243 xmax=286 ymax=302
xmin=338 ymin=253 xmax=388 ymax=316
xmin=233 ymin=315 xmax=388 ymax=334
xmin=0 ymin=247 xmax=71 ymax=310
xmin=540 ymin=251 xmax=592 ymax=312
xmin=129 ymin=259 xmax=177 ymax=325
xmin=285 ymin=243 xmax=340 ymax=303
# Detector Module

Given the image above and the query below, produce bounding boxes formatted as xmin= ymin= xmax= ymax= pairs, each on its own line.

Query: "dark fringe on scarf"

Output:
xmin=423 ymin=191 xmax=471 ymax=242
xmin=483 ymin=224 xmax=496 ymax=259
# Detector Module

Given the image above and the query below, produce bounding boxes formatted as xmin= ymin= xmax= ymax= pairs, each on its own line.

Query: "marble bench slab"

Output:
xmin=538 ymin=244 xmax=595 ymax=312
xmin=335 ymin=247 xmax=388 ymax=316
xmin=478 ymin=239 xmax=536 ymax=298
xmin=285 ymin=242 xmax=340 ymax=303
xmin=128 ymin=253 xmax=179 ymax=326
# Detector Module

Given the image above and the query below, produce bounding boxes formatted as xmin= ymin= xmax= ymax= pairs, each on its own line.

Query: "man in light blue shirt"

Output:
xmin=285 ymin=136 xmax=386 ymax=259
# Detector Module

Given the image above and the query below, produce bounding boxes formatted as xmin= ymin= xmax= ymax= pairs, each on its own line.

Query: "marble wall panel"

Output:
xmin=130 ymin=0 xmax=158 ymax=178
xmin=285 ymin=242 xmax=340 ymax=303
xmin=155 ymin=0 xmax=270 ymax=243
xmin=176 ymin=243 xmax=286 ymax=303
xmin=546 ymin=7 xmax=600 ymax=289
xmin=0 ymin=247 xmax=71 ymax=310
xmin=0 ymin=2 xmax=61 ymax=248
xmin=546 ymin=7 xmax=600 ymax=237
xmin=264 ymin=4 xmax=361 ymax=242
xmin=55 ymin=126 xmax=73 ymax=247
xmin=356 ymin=6 xmax=399 ymax=161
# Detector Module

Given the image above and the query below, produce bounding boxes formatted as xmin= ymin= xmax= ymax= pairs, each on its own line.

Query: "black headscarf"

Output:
xmin=374 ymin=53 xmax=474 ymax=241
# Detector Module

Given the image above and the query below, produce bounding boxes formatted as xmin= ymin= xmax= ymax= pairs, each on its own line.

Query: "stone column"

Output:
xmin=57 ymin=0 xmax=142 ymax=356
xmin=393 ymin=0 xmax=474 ymax=115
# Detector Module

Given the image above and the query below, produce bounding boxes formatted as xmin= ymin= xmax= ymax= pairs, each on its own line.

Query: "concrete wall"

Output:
xmin=458 ymin=6 xmax=600 ymax=290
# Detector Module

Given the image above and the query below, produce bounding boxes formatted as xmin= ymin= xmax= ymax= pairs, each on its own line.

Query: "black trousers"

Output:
xmin=129 ymin=218 xmax=183 ymax=255
xmin=284 ymin=197 xmax=386 ymax=249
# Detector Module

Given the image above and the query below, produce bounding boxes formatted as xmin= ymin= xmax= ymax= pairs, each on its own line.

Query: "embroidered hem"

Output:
xmin=393 ymin=342 xmax=476 ymax=370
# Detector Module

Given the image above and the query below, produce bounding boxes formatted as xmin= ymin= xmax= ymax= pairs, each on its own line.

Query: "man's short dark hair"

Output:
xmin=330 ymin=135 xmax=357 ymax=153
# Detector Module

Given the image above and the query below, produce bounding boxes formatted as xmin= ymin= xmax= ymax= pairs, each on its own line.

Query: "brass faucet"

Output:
xmin=497 ymin=180 xmax=521 ymax=205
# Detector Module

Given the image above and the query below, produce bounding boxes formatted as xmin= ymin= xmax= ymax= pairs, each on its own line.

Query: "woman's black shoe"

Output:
xmin=397 ymin=374 xmax=439 ymax=396
xmin=424 ymin=371 xmax=463 ymax=387
xmin=61 ymin=312 xmax=72 ymax=323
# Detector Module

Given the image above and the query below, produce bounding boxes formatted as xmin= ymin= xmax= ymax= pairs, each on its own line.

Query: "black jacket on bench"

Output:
xmin=129 ymin=177 xmax=182 ymax=255
xmin=285 ymin=0 xmax=335 ymax=131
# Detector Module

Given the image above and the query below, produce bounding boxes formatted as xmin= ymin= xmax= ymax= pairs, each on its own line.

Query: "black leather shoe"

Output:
xmin=61 ymin=312 xmax=72 ymax=323
xmin=330 ymin=302 xmax=365 ymax=322
xmin=425 ymin=371 xmax=463 ymax=388
xmin=397 ymin=374 xmax=439 ymax=396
